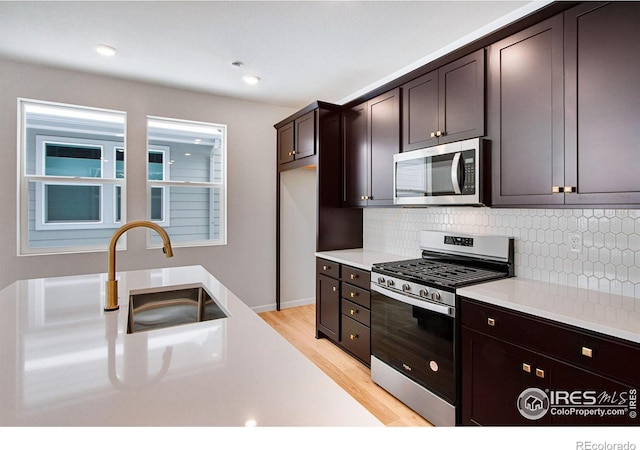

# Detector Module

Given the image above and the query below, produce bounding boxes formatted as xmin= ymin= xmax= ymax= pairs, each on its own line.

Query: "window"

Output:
xmin=18 ymin=101 xmax=225 ymax=255
xmin=19 ymin=99 xmax=126 ymax=254
xmin=146 ymin=117 xmax=226 ymax=246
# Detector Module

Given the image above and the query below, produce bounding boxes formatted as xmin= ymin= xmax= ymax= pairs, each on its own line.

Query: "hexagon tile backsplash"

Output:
xmin=363 ymin=207 xmax=640 ymax=298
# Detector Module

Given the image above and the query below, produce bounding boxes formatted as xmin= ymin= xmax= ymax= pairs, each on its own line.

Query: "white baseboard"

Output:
xmin=252 ymin=296 xmax=315 ymax=313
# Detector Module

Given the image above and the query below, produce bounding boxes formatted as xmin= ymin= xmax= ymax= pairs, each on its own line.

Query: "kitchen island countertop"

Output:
xmin=0 ymin=265 xmax=382 ymax=426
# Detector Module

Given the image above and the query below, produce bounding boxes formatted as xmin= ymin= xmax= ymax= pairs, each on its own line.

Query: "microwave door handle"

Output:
xmin=451 ymin=152 xmax=462 ymax=194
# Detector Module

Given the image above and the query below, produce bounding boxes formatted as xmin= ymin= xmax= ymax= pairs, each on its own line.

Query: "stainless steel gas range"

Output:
xmin=370 ymin=230 xmax=514 ymax=426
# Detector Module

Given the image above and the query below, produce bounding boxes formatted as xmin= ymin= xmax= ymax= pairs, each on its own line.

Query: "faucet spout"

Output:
xmin=105 ymin=220 xmax=174 ymax=311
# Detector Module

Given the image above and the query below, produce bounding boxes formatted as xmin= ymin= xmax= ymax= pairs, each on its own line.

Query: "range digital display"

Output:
xmin=444 ymin=235 xmax=474 ymax=247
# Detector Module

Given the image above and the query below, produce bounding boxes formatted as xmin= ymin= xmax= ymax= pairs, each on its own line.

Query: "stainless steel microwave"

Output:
xmin=393 ymin=138 xmax=486 ymax=206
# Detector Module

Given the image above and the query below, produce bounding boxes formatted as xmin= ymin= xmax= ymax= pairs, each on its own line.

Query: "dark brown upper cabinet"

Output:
xmin=564 ymin=1 xmax=640 ymax=206
xmin=490 ymin=2 xmax=640 ymax=208
xmin=343 ymin=88 xmax=400 ymax=207
xmin=402 ymin=49 xmax=485 ymax=152
xmin=277 ymin=110 xmax=316 ymax=165
xmin=487 ymin=14 xmax=565 ymax=206
xmin=274 ymin=102 xmax=363 ymax=309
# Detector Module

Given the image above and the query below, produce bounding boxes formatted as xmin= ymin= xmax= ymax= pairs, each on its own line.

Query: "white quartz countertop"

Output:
xmin=0 ymin=265 xmax=382 ymax=426
xmin=458 ymin=278 xmax=640 ymax=345
xmin=315 ymin=249 xmax=409 ymax=271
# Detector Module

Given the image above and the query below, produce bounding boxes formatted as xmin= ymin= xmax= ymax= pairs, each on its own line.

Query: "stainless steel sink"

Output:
xmin=127 ymin=283 xmax=228 ymax=333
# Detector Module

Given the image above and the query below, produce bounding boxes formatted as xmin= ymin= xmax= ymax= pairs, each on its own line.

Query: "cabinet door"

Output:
xmin=342 ymin=102 xmax=368 ymax=207
xmin=564 ymin=1 xmax=640 ymax=205
xmin=461 ymin=328 xmax=549 ymax=426
xmin=316 ymin=274 xmax=340 ymax=341
xmin=438 ymin=49 xmax=485 ymax=145
xmin=487 ymin=15 xmax=565 ymax=206
xmin=367 ymin=88 xmax=400 ymax=206
xmin=277 ymin=121 xmax=295 ymax=165
xmin=294 ymin=110 xmax=316 ymax=159
xmin=402 ymin=70 xmax=439 ymax=151
xmin=538 ymin=354 xmax=636 ymax=426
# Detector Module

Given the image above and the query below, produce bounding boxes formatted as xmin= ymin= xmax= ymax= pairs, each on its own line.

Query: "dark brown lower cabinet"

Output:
xmin=316 ymin=257 xmax=372 ymax=366
xmin=461 ymin=297 xmax=639 ymax=426
xmin=316 ymin=258 xmax=340 ymax=341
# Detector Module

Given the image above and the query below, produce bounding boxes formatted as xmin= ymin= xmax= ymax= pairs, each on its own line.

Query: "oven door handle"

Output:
xmin=371 ymin=283 xmax=454 ymax=317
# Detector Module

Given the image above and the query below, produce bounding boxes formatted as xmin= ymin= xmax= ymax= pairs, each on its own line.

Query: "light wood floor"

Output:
xmin=258 ymin=304 xmax=432 ymax=427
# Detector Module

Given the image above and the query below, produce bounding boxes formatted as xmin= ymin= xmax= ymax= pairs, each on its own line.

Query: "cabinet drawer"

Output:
xmin=316 ymin=258 xmax=339 ymax=278
xmin=341 ymin=315 xmax=371 ymax=365
xmin=539 ymin=324 xmax=640 ymax=387
xmin=461 ymin=298 xmax=535 ymax=345
xmin=340 ymin=282 xmax=370 ymax=309
xmin=341 ymin=299 xmax=370 ymax=327
xmin=340 ymin=265 xmax=370 ymax=290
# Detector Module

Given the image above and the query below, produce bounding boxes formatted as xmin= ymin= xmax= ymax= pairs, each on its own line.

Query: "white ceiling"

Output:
xmin=0 ymin=1 xmax=549 ymax=110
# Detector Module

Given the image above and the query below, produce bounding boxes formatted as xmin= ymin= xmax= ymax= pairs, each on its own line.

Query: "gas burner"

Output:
xmin=374 ymin=258 xmax=509 ymax=288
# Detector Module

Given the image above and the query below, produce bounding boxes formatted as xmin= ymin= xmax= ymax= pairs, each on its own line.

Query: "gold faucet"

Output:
xmin=105 ymin=220 xmax=174 ymax=311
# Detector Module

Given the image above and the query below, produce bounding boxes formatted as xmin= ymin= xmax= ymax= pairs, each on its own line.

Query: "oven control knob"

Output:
xmin=431 ymin=291 xmax=441 ymax=301
xmin=377 ymin=276 xmax=386 ymax=285
xmin=419 ymin=288 xmax=429 ymax=298
xmin=387 ymin=279 xmax=395 ymax=288
xmin=402 ymin=283 xmax=411 ymax=292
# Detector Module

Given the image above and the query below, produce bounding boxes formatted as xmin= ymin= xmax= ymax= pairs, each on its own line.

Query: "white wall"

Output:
xmin=365 ymin=207 xmax=640 ymax=298
xmin=279 ymin=168 xmax=317 ymax=308
xmin=0 ymin=58 xmax=295 ymax=310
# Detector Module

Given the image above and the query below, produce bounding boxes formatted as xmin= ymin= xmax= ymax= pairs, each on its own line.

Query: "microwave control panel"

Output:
xmin=461 ymin=149 xmax=476 ymax=195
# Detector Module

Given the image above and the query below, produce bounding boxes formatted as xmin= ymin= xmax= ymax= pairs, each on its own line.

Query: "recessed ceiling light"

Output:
xmin=242 ymin=75 xmax=261 ymax=85
xmin=96 ymin=44 xmax=117 ymax=57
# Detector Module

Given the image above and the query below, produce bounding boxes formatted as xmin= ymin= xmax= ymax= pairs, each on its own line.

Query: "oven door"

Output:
xmin=371 ymin=283 xmax=456 ymax=405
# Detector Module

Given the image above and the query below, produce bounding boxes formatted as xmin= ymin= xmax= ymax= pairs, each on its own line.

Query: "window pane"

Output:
xmin=45 ymin=143 xmax=102 ymax=177
xmin=148 ymin=152 xmax=164 ymax=181
xmin=45 ymin=185 xmax=101 ymax=222
xmin=116 ymin=148 xmax=125 ymax=179
xmin=148 ymin=185 xmax=223 ymax=244
xmin=24 ymin=102 xmax=125 ymax=177
xmin=150 ymin=187 xmax=163 ymax=221
xmin=147 ymin=118 xmax=223 ymax=183
xmin=115 ymin=186 xmax=122 ymax=222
